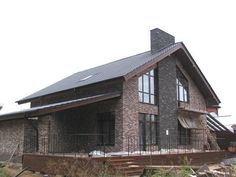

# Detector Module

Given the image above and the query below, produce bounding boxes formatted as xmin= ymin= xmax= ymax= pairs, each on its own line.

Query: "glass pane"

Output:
xmin=139 ymin=121 xmax=144 ymax=145
xmin=144 ymin=93 xmax=150 ymax=103
xmin=143 ymin=75 xmax=149 ymax=93
xmin=179 ymin=86 xmax=184 ymax=101
xmin=139 ymin=92 xmax=143 ymax=102
xmin=150 ymin=77 xmax=154 ymax=94
xmin=150 ymin=95 xmax=155 ymax=104
xmin=150 ymin=70 xmax=154 ymax=76
xmin=184 ymin=89 xmax=188 ymax=102
xmin=138 ymin=76 xmax=143 ymax=91
xmin=176 ymin=82 xmax=179 ymax=100
xmin=150 ymin=115 xmax=155 ymax=122
xmin=146 ymin=122 xmax=151 ymax=144
xmin=145 ymin=114 xmax=150 ymax=122
xmin=139 ymin=113 xmax=144 ymax=122
xmin=151 ymin=123 xmax=156 ymax=144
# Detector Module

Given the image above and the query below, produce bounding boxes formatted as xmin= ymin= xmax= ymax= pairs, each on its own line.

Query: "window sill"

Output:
xmin=139 ymin=102 xmax=158 ymax=106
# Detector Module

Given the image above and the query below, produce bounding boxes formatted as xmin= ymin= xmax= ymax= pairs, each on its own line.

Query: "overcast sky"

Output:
xmin=0 ymin=0 xmax=235 ymax=126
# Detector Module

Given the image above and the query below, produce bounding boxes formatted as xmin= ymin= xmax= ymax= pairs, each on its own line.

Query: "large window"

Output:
xmin=139 ymin=114 xmax=159 ymax=150
xmin=97 ymin=112 xmax=115 ymax=146
xmin=176 ymin=67 xmax=189 ymax=102
xmin=178 ymin=121 xmax=191 ymax=145
xmin=138 ymin=69 xmax=156 ymax=104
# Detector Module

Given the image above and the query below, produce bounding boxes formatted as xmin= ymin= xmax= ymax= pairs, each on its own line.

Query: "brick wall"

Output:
xmin=158 ymin=56 xmax=178 ymax=149
xmin=176 ymin=59 xmax=206 ymax=111
xmin=176 ymin=59 xmax=208 ymax=149
xmin=0 ymin=119 xmax=24 ymax=161
xmin=122 ymin=74 xmax=159 ymax=151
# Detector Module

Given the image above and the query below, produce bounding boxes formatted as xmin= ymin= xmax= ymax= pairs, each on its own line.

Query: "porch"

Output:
xmin=23 ymin=93 xmax=123 ymax=154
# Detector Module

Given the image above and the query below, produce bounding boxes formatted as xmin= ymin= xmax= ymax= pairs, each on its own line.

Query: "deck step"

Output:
xmin=103 ymin=157 xmax=144 ymax=176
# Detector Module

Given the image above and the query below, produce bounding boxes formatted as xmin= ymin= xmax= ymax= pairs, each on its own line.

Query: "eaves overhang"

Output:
xmin=1 ymin=92 xmax=121 ymax=121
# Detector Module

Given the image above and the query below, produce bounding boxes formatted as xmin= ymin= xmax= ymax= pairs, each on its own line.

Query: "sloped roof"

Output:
xmin=18 ymin=43 xmax=179 ymax=103
xmin=0 ymin=92 xmax=121 ymax=121
xmin=17 ymin=42 xmax=220 ymax=105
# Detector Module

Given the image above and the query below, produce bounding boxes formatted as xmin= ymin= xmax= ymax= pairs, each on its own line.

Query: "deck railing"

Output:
xmin=23 ymin=133 xmax=226 ymax=157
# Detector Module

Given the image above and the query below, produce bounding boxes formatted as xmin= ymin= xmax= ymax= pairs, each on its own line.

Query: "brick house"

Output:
xmin=0 ymin=28 xmax=221 ymax=159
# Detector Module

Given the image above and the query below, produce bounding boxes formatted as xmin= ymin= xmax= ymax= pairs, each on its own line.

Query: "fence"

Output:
xmin=23 ymin=133 xmax=227 ymax=157
xmin=24 ymin=133 xmax=107 ymax=156
xmin=126 ymin=136 xmax=220 ymax=156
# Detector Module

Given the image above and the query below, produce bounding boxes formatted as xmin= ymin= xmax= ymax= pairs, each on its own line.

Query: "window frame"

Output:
xmin=178 ymin=121 xmax=191 ymax=145
xmin=139 ymin=113 xmax=159 ymax=147
xmin=97 ymin=112 xmax=115 ymax=146
xmin=176 ymin=67 xmax=189 ymax=103
xmin=138 ymin=69 xmax=157 ymax=105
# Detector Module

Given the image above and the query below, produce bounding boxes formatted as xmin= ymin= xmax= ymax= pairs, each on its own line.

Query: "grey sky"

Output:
xmin=0 ymin=0 xmax=235 ymax=126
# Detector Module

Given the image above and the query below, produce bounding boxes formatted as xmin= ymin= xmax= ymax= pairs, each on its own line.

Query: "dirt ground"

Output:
xmin=0 ymin=163 xmax=42 ymax=177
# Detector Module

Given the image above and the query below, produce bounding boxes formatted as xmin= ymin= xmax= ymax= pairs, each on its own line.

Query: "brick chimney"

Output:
xmin=151 ymin=28 xmax=175 ymax=53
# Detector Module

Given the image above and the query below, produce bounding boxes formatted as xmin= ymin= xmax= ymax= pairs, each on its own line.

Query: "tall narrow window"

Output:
xmin=139 ymin=114 xmax=159 ymax=151
xmin=97 ymin=112 xmax=115 ymax=146
xmin=176 ymin=67 xmax=189 ymax=102
xmin=138 ymin=69 xmax=156 ymax=104
xmin=178 ymin=121 xmax=191 ymax=145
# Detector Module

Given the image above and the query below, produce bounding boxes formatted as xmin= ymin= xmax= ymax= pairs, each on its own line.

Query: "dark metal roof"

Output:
xmin=17 ymin=42 xmax=220 ymax=106
xmin=18 ymin=44 xmax=179 ymax=103
xmin=0 ymin=92 xmax=121 ymax=121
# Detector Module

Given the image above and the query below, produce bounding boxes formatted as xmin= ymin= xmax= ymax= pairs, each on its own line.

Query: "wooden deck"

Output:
xmin=23 ymin=151 xmax=229 ymax=176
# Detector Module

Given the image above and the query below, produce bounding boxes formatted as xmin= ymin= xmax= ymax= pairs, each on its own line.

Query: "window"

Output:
xmin=176 ymin=67 xmax=189 ymax=102
xmin=138 ymin=69 xmax=156 ymax=104
xmin=97 ymin=112 xmax=115 ymax=146
xmin=178 ymin=121 xmax=191 ymax=145
xmin=139 ymin=114 xmax=159 ymax=150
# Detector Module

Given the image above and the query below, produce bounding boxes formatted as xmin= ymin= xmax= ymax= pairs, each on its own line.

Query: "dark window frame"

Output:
xmin=176 ymin=67 xmax=189 ymax=103
xmin=97 ymin=112 xmax=115 ymax=146
xmin=139 ymin=113 xmax=159 ymax=150
xmin=178 ymin=121 xmax=191 ymax=145
xmin=138 ymin=69 xmax=157 ymax=105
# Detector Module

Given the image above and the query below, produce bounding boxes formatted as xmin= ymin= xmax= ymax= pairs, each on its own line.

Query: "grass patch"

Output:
xmin=0 ymin=168 xmax=9 ymax=177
